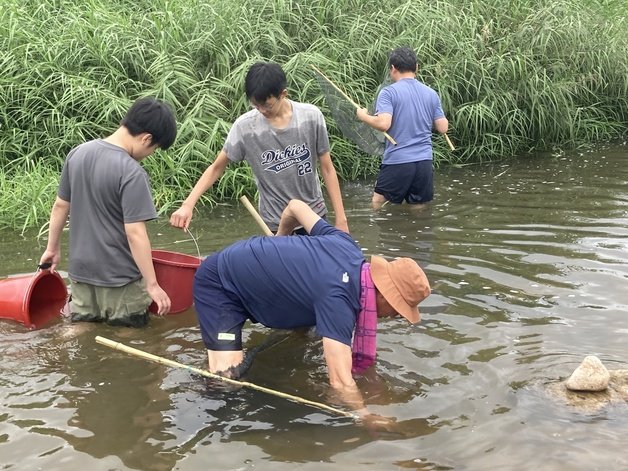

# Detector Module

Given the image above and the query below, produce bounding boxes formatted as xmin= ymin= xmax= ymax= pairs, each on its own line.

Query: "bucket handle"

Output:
xmin=173 ymin=228 xmax=202 ymax=260
xmin=185 ymin=228 xmax=202 ymax=260
xmin=29 ymin=262 xmax=53 ymax=281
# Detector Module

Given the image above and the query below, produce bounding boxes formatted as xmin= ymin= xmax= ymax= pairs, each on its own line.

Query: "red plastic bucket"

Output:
xmin=149 ymin=250 xmax=201 ymax=314
xmin=0 ymin=270 xmax=68 ymax=328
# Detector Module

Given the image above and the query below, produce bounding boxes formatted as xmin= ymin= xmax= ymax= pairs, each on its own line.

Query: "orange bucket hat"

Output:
xmin=369 ymin=255 xmax=431 ymax=323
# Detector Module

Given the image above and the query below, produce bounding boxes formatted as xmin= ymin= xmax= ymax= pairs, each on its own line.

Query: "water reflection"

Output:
xmin=0 ymin=147 xmax=627 ymax=470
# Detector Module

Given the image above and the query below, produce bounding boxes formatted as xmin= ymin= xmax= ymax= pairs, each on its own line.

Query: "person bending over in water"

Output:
xmin=192 ymin=199 xmax=430 ymax=423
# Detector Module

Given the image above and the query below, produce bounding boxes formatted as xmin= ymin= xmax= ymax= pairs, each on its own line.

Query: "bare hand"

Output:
xmin=361 ymin=413 xmax=398 ymax=433
xmin=39 ymin=250 xmax=61 ymax=272
xmin=146 ymin=284 xmax=171 ymax=316
xmin=335 ymin=218 xmax=350 ymax=234
xmin=170 ymin=206 xmax=193 ymax=230
xmin=356 ymin=107 xmax=369 ymax=121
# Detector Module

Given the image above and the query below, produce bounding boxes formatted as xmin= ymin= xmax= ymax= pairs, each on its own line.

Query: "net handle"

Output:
xmin=310 ymin=64 xmax=397 ymax=146
xmin=240 ymin=195 xmax=273 ymax=236
xmin=95 ymin=336 xmax=358 ymax=419
xmin=444 ymin=133 xmax=455 ymax=151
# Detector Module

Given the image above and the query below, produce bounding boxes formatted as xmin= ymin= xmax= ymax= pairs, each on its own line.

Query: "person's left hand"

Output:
xmin=362 ymin=413 xmax=397 ymax=431
xmin=360 ymin=413 xmax=402 ymax=439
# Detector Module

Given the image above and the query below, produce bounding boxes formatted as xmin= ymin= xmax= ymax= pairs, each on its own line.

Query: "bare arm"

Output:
xmin=276 ymin=199 xmax=322 ymax=236
xmin=323 ymin=337 xmax=398 ymax=430
xmin=170 ymin=150 xmax=231 ymax=229
xmin=356 ymin=108 xmax=393 ymax=132
xmin=318 ymin=152 xmax=349 ymax=233
xmin=39 ymin=196 xmax=70 ymax=271
xmin=125 ymin=221 xmax=171 ymax=315
xmin=322 ymin=337 xmax=370 ymax=417
xmin=434 ymin=117 xmax=449 ymax=134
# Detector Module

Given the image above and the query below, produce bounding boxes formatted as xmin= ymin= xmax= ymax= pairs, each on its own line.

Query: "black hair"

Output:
xmin=121 ymin=97 xmax=177 ymax=150
xmin=244 ymin=62 xmax=287 ymax=102
xmin=388 ymin=47 xmax=418 ymax=73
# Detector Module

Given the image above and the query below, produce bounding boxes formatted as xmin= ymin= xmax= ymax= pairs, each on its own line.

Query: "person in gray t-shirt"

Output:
xmin=39 ymin=98 xmax=178 ymax=326
xmin=170 ymin=62 xmax=348 ymax=234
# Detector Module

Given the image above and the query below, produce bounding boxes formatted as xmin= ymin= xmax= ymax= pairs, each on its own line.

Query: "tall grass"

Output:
xmin=0 ymin=165 xmax=59 ymax=234
xmin=0 ymin=0 xmax=626 ymax=230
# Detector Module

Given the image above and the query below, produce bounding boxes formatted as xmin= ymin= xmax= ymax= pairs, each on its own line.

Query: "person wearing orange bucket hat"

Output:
xmin=193 ymin=199 xmax=430 ymax=421
xmin=370 ymin=255 xmax=430 ymax=325
xmin=39 ymin=97 xmax=177 ymax=327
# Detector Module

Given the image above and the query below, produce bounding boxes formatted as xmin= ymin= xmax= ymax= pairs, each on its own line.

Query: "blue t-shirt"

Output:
xmin=376 ymin=78 xmax=445 ymax=164
xmin=217 ymin=220 xmax=364 ymax=346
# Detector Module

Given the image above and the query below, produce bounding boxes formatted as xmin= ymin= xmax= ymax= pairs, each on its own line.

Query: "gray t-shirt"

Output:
xmin=57 ymin=139 xmax=157 ymax=287
xmin=224 ymin=100 xmax=330 ymax=231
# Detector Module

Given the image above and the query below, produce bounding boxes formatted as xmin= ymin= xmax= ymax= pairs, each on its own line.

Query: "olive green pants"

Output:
xmin=69 ymin=279 xmax=151 ymax=327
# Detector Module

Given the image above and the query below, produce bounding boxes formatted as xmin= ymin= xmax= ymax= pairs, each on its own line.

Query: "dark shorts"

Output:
xmin=374 ymin=160 xmax=434 ymax=204
xmin=193 ymin=253 xmax=248 ymax=351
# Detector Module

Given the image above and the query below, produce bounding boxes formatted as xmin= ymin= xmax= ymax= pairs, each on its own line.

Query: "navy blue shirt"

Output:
xmin=217 ymin=219 xmax=364 ymax=345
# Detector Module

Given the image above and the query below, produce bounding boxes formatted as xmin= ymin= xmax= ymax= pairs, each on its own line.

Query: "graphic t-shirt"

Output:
xmin=224 ymin=100 xmax=331 ymax=231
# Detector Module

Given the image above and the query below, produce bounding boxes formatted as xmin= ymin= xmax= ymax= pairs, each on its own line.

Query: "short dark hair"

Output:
xmin=388 ymin=47 xmax=417 ymax=73
xmin=245 ymin=62 xmax=287 ymax=102
xmin=121 ymin=97 xmax=177 ymax=150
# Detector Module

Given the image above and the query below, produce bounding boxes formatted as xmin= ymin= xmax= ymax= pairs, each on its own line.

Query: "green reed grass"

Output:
xmin=0 ymin=165 xmax=59 ymax=234
xmin=0 ymin=0 xmax=626 ymax=230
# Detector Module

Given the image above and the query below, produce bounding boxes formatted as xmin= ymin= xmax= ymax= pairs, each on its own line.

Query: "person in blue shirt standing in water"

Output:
xmin=356 ymin=46 xmax=449 ymax=209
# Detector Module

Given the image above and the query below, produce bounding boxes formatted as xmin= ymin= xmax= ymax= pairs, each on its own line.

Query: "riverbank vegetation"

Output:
xmin=1 ymin=0 xmax=626 ymax=231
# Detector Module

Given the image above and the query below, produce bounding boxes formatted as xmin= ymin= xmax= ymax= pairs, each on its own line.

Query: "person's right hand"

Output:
xmin=39 ymin=250 xmax=61 ymax=272
xmin=356 ymin=107 xmax=369 ymax=121
xmin=170 ymin=206 xmax=193 ymax=230
xmin=146 ymin=283 xmax=171 ymax=316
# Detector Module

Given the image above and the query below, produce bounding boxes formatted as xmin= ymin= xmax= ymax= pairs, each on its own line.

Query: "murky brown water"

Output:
xmin=1 ymin=146 xmax=627 ymax=470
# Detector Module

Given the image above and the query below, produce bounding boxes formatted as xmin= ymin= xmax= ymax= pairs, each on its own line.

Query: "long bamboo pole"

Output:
xmin=95 ymin=336 xmax=357 ymax=419
xmin=310 ymin=64 xmax=397 ymax=146
xmin=239 ymin=195 xmax=273 ymax=236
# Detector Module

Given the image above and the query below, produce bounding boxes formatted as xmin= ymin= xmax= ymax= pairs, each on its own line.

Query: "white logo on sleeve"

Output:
xmin=342 ymin=272 xmax=349 ymax=283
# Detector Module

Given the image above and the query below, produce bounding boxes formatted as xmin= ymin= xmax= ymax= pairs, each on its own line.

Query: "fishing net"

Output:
xmin=374 ymin=74 xmax=393 ymax=106
xmin=311 ymin=67 xmax=386 ymax=156
xmin=219 ymin=330 xmax=294 ymax=379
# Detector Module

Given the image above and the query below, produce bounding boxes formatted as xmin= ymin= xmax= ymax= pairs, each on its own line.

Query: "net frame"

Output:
xmin=311 ymin=65 xmax=395 ymax=156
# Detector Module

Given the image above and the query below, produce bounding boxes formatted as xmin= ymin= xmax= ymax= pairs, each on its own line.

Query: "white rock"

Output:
xmin=565 ymin=356 xmax=610 ymax=392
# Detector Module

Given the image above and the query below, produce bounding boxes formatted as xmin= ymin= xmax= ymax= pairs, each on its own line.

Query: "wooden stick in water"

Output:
xmin=95 ymin=336 xmax=358 ymax=419
xmin=240 ymin=195 xmax=273 ymax=236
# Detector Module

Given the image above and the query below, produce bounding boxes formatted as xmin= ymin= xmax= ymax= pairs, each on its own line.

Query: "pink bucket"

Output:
xmin=0 ymin=269 xmax=68 ymax=328
xmin=149 ymin=250 xmax=201 ymax=314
